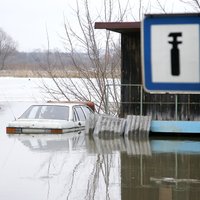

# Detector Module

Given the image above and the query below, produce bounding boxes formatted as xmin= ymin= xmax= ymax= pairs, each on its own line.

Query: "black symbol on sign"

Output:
xmin=168 ymin=32 xmax=182 ymax=76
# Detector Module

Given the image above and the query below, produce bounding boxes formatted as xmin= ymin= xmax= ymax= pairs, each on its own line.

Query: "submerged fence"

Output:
xmin=105 ymin=84 xmax=200 ymax=121
xmin=85 ymin=113 xmax=151 ymax=136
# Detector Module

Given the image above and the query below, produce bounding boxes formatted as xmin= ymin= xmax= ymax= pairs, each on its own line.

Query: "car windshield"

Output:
xmin=19 ymin=105 xmax=69 ymax=120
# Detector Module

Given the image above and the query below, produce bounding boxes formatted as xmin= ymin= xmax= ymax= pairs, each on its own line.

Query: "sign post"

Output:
xmin=142 ymin=14 xmax=200 ymax=93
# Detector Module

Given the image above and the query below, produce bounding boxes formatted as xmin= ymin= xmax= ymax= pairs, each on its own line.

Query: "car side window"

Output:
xmin=73 ymin=106 xmax=86 ymax=121
xmin=81 ymin=106 xmax=93 ymax=119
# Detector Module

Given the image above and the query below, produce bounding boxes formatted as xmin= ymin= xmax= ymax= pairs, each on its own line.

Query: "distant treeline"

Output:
xmin=3 ymin=51 xmax=91 ymax=71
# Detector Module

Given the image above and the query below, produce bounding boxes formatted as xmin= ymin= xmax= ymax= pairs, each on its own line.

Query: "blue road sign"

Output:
xmin=142 ymin=14 xmax=200 ymax=93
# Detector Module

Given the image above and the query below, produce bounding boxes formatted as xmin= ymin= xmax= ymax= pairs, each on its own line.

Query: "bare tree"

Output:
xmin=0 ymin=28 xmax=18 ymax=70
xmin=180 ymin=0 xmax=200 ymax=11
xmin=39 ymin=0 xmax=132 ymax=114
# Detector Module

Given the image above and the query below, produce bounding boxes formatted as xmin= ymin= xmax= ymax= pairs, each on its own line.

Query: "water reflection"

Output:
xmin=86 ymin=133 xmax=152 ymax=156
xmin=9 ymin=133 xmax=200 ymax=200
xmin=15 ymin=132 xmax=85 ymax=152
xmin=88 ymin=135 xmax=200 ymax=200
xmin=151 ymin=137 xmax=200 ymax=154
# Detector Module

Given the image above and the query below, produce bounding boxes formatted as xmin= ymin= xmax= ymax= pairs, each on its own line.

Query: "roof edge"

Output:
xmin=94 ymin=22 xmax=141 ymax=33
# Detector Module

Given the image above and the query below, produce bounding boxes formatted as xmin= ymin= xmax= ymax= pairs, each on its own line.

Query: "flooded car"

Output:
xmin=6 ymin=102 xmax=94 ymax=134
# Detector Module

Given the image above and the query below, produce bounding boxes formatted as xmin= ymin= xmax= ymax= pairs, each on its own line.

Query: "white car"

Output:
xmin=6 ymin=102 xmax=94 ymax=134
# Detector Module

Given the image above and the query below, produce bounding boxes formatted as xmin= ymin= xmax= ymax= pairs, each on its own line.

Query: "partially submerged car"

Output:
xmin=6 ymin=102 xmax=94 ymax=134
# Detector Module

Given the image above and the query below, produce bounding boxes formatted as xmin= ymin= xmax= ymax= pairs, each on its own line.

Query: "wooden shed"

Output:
xmin=95 ymin=22 xmax=200 ymax=121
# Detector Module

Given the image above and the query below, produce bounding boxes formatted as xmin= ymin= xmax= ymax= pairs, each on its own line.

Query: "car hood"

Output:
xmin=7 ymin=119 xmax=75 ymax=129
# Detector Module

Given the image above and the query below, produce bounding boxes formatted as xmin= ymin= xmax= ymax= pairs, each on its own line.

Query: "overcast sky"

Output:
xmin=0 ymin=0 xmax=195 ymax=52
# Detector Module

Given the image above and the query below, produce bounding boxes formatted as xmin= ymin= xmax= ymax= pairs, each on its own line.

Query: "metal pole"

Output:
xmin=140 ymin=155 xmax=143 ymax=186
xmin=105 ymin=84 xmax=108 ymax=114
xmin=140 ymin=85 xmax=143 ymax=116
xmin=175 ymin=94 xmax=178 ymax=120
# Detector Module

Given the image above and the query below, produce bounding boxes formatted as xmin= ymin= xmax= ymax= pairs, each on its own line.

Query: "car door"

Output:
xmin=73 ymin=106 xmax=86 ymax=130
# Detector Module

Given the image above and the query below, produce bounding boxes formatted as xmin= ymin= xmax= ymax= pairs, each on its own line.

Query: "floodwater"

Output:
xmin=0 ymin=78 xmax=200 ymax=200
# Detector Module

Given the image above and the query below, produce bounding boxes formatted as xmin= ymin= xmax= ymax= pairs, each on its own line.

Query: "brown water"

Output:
xmin=1 ymin=132 xmax=199 ymax=200
xmin=87 ymin=135 xmax=200 ymax=200
xmin=0 ymin=102 xmax=200 ymax=200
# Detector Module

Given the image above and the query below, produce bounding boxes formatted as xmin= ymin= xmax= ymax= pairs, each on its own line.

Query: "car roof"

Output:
xmin=26 ymin=101 xmax=95 ymax=112
xmin=30 ymin=101 xmax=92 ymax=108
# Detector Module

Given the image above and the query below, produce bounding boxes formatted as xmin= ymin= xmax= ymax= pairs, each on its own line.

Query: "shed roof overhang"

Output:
xmin=94 ymin=22 xmax=141 ymax=33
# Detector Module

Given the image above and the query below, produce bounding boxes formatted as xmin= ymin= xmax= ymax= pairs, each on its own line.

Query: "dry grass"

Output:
xmin=0 ymin=70 xmax=84 ymax=78
xmin=0 ymin=69 xmax=121 ymax=78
